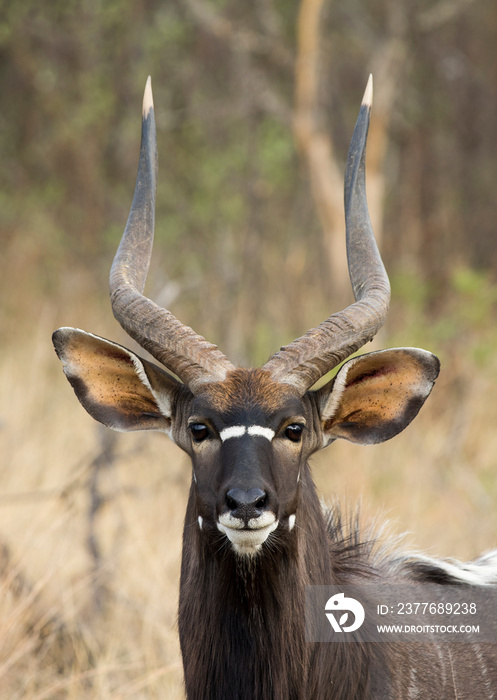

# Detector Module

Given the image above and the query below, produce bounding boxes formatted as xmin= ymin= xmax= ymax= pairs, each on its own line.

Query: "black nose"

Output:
xmin=226 ymin=488 xmax=268 ymax=523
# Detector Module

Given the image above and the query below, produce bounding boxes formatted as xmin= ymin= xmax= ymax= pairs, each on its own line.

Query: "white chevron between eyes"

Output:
xmin=219 ymin=425 xmax=275 ymax=442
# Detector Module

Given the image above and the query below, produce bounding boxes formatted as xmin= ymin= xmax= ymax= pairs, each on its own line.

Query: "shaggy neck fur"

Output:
xmin=178 ymin=464 xmax=390 ymax=700
xmin=178 ymin=459 xmax=497 ymax=700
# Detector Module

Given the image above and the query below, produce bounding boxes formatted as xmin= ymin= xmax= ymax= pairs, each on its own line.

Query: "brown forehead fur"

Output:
xmin=200 ymin=368 xmax=299 ymax=415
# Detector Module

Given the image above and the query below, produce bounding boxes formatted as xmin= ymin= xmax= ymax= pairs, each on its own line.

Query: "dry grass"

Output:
xmin=1 ymin=305 xmax=497 ymax=698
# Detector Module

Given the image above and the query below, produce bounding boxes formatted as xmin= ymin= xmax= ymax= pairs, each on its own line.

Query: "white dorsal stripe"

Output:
xmin=219 ymin=425 xmax=275 ymax=442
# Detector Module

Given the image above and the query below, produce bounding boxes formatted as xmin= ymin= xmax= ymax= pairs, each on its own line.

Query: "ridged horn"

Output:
xmin=109 ymin=77 xmax=235 ymax=392
xmin=263 ymin=76 xmax=391 ymax=393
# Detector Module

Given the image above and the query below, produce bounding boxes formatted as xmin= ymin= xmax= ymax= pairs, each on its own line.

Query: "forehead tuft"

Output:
xmin=198 ymin=368 xmax=299 ymax=417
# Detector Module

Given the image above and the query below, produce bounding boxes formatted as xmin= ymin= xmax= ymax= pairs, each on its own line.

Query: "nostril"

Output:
xmin=255 ymin=494 xmax=267 ymax=509
xmin=226 ymin=494 xmax=238 ymax=511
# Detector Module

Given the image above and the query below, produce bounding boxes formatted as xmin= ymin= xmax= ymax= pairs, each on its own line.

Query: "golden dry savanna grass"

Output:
xmin=1 ymin=304 xmax=497 ymax=698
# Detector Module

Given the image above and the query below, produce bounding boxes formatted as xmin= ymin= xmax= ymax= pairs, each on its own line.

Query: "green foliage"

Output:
xmin=2 ymin=0 xmax=497 ymax=367
xmin=390 ymin=266 xmax=497 ymax=369
xmin=258 ymin=119 xmax=294 ymax=190
xmin=450 ymin=267 xmax=497 ymax=326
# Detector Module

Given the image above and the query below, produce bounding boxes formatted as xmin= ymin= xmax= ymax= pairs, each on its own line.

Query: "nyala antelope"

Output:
xmin=53 ymin=77 xmax=497 ymax=698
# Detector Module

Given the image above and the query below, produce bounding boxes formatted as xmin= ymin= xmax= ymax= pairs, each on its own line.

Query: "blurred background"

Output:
xmin=1 ymin=0 xmax=497 ymax=696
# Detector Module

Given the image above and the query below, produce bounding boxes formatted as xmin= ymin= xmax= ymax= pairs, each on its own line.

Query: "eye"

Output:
xmin=284 ymin=424 xmax=304 ymax=443
xmin=190 ymin=423 xmax=210 ymax=443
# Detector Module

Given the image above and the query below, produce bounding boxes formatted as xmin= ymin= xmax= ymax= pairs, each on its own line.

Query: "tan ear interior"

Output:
xmin=54 ymin=328 xmax=174 ymax=432
xmin=320 ymin=349 xmax=439 ymax=445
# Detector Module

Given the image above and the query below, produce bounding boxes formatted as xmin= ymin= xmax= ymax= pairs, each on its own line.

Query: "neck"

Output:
xmin=178 ymin=468 xmax=388 ymax=700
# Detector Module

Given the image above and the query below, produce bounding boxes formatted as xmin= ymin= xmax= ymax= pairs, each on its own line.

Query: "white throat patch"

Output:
xmin=220 ymin=425 xmax=275 ymax=443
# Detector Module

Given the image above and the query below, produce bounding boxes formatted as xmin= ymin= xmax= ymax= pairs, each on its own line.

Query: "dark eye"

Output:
xmin=190 ymin=423 xmax=210 ymax=443
xmin=284 ymin=424 xmax=304 ymax=443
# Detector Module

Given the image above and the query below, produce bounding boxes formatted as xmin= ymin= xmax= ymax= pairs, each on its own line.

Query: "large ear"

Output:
xmin=316 ymin=348 xmax=440 ymax=446
xmin=52 ymin=327 xmax=185 ymax=434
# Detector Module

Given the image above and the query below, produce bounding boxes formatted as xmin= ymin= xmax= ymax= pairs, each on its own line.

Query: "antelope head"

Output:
xmin=53 ymin=77 xmax=439 ymax=557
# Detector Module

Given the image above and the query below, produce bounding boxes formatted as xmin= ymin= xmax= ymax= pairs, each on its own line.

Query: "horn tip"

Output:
xmin=143 ymin=76 xmax=154 ymax=118
xmin=362 ymin=74 xmax=373 ymax=109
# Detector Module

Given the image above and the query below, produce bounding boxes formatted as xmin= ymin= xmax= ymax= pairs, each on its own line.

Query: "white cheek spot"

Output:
xmin=247 ymin=426 xmax=275 ymax=441
xmin=288 ymin=514 xmax=296 ymax=531
xmin=198 ymin=516 xmax=203 ymax=530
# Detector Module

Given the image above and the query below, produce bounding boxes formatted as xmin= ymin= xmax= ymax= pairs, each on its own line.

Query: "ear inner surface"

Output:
xmin=52 ymin=327 xmax=181 ymax=433
xmin=318 ymin=348 xmax=440 ymax=445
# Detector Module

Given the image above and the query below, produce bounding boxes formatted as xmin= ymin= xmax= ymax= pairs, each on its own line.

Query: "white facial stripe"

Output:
xmin=247 ymin=426 xmax=275 ymax=441
xmin=219 ymin=425 xmax=275 ymax=442
xmin=219 ymin=426 xmax=246 ymax=442
xmin=288 ymin=514 xmax=296 ymax=531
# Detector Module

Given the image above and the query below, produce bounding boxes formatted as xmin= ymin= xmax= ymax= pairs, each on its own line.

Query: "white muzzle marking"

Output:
xmin=220 ymin=425 xmax=275 ymax=443
xmin=217 ymin=511 xmax=278 ymax=555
